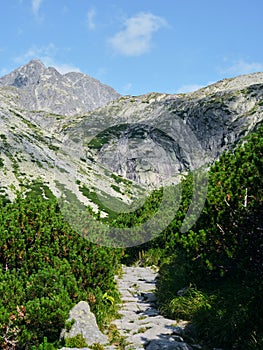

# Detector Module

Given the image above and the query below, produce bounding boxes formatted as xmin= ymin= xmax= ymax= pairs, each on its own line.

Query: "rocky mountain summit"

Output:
xmin=0 ymin=59 xmax=120 ymax=115
xmin=0 ymin=61 xmax=262 ymax=217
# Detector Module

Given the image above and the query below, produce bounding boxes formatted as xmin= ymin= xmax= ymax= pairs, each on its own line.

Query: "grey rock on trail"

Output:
xmin=60 ymin=301 xmax=116 ymax=350
xmin=60 ymin=301 xmax=109 ymax=346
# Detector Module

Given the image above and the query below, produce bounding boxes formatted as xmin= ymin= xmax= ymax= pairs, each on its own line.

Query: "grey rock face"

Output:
xmin=67 ymin=73 xmax=263 ymax=186
xmin=60 ymin=301 xmax=109 ymax=346
xmin=0 ymin=60 xmax=120 ymax=115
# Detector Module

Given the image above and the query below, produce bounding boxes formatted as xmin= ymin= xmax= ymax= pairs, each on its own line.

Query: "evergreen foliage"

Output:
xmin=155 ymin=124 xmax=263 ymax=349
xmin=0 ymin=195 xmax=122 ymax=349
xmin=0 ymin=122 xmax=262 ymax=349
xmin=119 ymin=123 xmax=263 ymax=349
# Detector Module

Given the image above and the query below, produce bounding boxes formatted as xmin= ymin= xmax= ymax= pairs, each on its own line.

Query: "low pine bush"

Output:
xmin=0 ymin=194 xmax=122 ymax=349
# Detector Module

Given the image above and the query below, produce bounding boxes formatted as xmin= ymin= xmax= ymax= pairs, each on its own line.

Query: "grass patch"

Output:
xmin=107 ymin=324 xmax=128 ymax=349
xmin=110 ymin=172 xmax=133 ymax=186
xmin=111 ymin=184 xmax=123 ymax=194
xmin=64 ymin=334 xmax=88 ymax=347
xmin=79 ymin=185 xmax=133 ymax=219
xmin=157 ymin=258 xmax=263 ymax=349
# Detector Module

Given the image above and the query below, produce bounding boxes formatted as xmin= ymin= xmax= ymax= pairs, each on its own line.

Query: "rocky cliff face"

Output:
xmin=0 ymin=61 xmax=262 ymax=213
xmin=64 ymin=73 xmax=263 ymax=185
xmin=0 ymin=60 xmax=120 ymax=116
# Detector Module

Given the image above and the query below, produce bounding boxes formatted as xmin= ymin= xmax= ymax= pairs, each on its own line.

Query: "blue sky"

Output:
xmin=0 ymin=0 xmax=263 ymax=95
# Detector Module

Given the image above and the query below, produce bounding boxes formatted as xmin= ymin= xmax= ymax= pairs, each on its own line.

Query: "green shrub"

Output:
xmin=0 ymin=194 xmax=122 ymax=348
xmin=92 ymin=343 xmax=105 ymax=350
xmin=165 ymin=287 xmax=213 ymax=321
xmin=32 ymin=337 xmax=57 ymax=350
xmin=155 ymin=123 xmax=263 ymax=349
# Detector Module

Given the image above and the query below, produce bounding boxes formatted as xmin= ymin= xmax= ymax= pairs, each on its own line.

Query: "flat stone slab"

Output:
xmin=146 ymin=339 xmax=193 ymax=350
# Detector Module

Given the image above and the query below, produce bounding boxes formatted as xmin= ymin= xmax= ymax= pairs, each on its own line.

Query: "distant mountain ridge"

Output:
xmin=0 ymin=59 xmax=120 ymax=115
xmin=0 ymin=61 xmax=262 ymax=215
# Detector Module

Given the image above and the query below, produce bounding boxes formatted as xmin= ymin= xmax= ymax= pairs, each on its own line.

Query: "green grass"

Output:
xmin=79 ymin=185 xmax=133 ymax=218
xmin=157 ymin=258 xmax=263 ymax=349
xmin=64 ymin=334 xmax=88 ymax=347
xmin=110 ymin=173 xmax=133 ymax=186
xmin=111 ymin=184 xmax=123 ymax=194
xmin=107 ymin=324 xmax=128 ymax=349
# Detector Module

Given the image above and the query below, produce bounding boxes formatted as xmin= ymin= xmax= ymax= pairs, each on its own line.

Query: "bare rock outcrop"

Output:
xmin=60 ymin=301 xmax=109 ymax=347
xmin=0 ymin=59 xmax=120 ymax=116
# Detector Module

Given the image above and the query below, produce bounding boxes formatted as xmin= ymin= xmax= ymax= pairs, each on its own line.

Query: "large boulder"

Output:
xmin=60 ymin=301 xmax=109 ymax=346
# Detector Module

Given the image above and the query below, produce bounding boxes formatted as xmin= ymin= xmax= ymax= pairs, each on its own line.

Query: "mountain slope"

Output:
xmin=0 ymin=62 xmax=262 ymax=217
xmin=64 ymin=72 xmax=263 ymax=185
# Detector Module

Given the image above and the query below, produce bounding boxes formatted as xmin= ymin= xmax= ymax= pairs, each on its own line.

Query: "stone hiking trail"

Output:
xmin=111 ymin=266 xmax=199 ymax=350
xmin=61 ymin=266 xmax=203 ymax=350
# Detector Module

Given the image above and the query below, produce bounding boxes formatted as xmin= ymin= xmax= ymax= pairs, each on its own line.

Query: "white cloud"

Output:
xmin=176 ymin=84 xmax=205 ymax=94
xmin=14 ymin=44 xmax=57 ymax=64
xmin=87 ymin=8 xmax=96 ymax=30
xmin=121 ymin=83 xmax=133 ymax=94
xmin=48 ymin=62 xmax=81 ymax=74
xmin=175 ymin=80 xmax=215 ymax=94
xmin=32 ymin=0 xmax=43 ymax=17
xmin=0 ymin=68 xmax=9 ymax=77
xmin=14 ymin=44 xmax=81 ymax=74
xmin=109 ymin=12 xmax=167 ymax=56
xmin=221 ymin=60 xmax=263 ymax=76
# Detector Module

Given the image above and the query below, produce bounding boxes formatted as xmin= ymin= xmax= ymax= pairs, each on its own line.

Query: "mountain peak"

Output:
xmin=27 ymin=59 xmax=46 ymax=68
xmin=0 ymin=59 xmax=47 ymax=88
xmin=0 ymin=60 xmax=121 ymax=115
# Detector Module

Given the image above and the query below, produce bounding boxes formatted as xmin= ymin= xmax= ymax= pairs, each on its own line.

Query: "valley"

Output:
xmin=0 ymin=61 xmax=262 ymax=349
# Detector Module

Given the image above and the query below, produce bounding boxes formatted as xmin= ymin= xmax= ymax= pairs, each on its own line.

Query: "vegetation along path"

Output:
xmin=112 ymin=266 xmax=199 ymax=350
